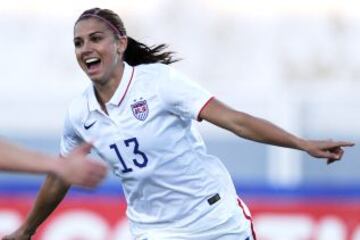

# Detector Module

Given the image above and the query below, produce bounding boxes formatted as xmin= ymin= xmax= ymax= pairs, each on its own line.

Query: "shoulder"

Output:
xmin=66 ymin=86 xmax=91 ymax=125
xmin=130 ymin=64 xmax=174 ymax=94
xmin=134 ymin=63 xmax=173 ymax=79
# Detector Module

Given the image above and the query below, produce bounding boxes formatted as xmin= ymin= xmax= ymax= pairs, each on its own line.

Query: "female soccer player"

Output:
xmin=0 ymin=140 xmax=106 ymax=188
xmin=4 ymin=8 xmax=354 ymax=240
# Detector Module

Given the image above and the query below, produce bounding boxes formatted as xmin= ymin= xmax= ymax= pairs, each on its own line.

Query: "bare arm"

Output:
xmin=3 ymin=175 xmax=70 ymax=240
xmin=199 ymin=98 xmax=354 ymax=163
xmin=1 ymin=142 xmax=107 ymax=239
xmin=0 ymin=140 xmax=61 ymax=174
xmin=0 ymin=140 xmax=106 ymax=187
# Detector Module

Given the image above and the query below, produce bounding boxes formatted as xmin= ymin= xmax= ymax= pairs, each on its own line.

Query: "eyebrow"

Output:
xmin=74 ymin=31 xmax=104 ymax=40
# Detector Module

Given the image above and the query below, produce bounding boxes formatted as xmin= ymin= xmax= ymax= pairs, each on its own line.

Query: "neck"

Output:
xmin=93 ymin=62 xmax=124 ymax=107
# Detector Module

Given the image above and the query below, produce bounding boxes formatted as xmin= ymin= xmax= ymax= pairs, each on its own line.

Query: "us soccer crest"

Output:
xmin=131 ymin=99 xmax=149 ymax=121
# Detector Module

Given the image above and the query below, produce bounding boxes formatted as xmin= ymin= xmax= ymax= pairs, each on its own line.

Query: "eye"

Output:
xmin=90 ymin=35 xmax=103 ymax=43
xmin=74 ymin=39 xmax=82 ymax=48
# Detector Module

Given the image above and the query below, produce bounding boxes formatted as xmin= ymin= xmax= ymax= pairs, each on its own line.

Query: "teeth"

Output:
xmin=85 ymin=58 xmax=100 ymax=64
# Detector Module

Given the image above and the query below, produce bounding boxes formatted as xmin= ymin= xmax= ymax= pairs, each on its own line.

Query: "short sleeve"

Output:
xmin=159 ymin=66 xmax=213 ymax=121
xmin=59 ymin=109 xmax=84 ymax=157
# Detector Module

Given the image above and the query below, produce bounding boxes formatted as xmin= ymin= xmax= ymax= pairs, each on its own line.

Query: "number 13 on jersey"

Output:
xmin=109 ymin=137 xmax=149 ymax=173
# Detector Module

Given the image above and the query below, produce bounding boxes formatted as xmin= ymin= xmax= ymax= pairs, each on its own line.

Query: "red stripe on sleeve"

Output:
xmin=197 ymin=96 xmax=215 ymax=121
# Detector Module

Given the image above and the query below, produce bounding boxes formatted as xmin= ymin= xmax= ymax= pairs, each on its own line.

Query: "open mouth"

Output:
xmin=84 ymin=57 xmax=101 ymax=72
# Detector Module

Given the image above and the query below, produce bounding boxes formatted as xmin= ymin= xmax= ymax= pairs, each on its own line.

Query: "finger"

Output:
xmin=90 ymin=167 xmax=107 ymax=181
xmin=329 ymin=147 xmax=344 ymax=154
xmin=327 ymin=155 xmax=342 ymax=164
xmin=82 ymin=176 xmax=101 ymax=188
xmin=73 ymin=176 xmax=94 ymax=188
xmin=313 ymin=148 xmax=337 ymax=160
xmin=77 ymin=167 xmax=106 ymax=188
xmin=78 ymin=142 xmax=93 ymax=154
xmin=71 ymin=143 xmax=93 ymax=155
xmin=332 ymin=141 xmax=355 ymax=147
xmin=89 ymin=159 xmax=108 ymax=173
xmin=330 ymin=147 xmax=344 ymax=158
xmin=70 ymin=160 xmax=107 ymax=187
xmin=338 ymin=148 xmax=344 ymax=158
xmin=327 ymin=158 xmax=337 ymax=164
xmin=326 ymin=149 xmax=344 ymax=164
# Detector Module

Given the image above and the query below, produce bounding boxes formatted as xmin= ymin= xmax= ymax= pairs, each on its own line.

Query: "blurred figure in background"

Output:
xmin=4 ymin=7 xmax=354 ymax=240
xmin=0 ymin=140 xmax=107 ymax=188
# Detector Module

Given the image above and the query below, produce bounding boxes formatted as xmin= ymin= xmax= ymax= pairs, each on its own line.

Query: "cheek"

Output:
xmin=103 ymin=48 xmax=118 ymax=65
xmin=75 ymin=51 xmax=84 ymax=67
xmin=103 ymin=41 xmax=119 ymax=57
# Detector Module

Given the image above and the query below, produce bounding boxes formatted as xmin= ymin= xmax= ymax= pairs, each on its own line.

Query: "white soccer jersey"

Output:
xmin=60 ymin=63 xmax=250 ymax=239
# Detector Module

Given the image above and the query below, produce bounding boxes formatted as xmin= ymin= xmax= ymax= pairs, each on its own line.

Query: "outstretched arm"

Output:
xmin=0 ymin=139 xmax=62 ymax=173
xmin=199 ymin=98 xmax=354 ymax=163
xmin=1 ymin=142 xmax=107 ymax=240
xmin=0 ymin=140 xmax=107 ymax=187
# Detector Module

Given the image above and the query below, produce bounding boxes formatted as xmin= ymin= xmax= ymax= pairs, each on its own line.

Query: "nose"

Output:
xmin=78 ymin=40 xmax=94 ymax=57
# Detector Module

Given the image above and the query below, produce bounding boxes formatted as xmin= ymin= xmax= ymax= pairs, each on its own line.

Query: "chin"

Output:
xmin=89 ymin=75 xmax=107 ymax=86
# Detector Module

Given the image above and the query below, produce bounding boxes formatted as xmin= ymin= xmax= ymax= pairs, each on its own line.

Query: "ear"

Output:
xmin=116 ymin=37 xmax=128 ymax=55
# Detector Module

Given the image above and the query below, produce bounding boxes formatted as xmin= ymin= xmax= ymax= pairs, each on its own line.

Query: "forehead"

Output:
xmin=74 ymin=18 xmax=109 ymax=37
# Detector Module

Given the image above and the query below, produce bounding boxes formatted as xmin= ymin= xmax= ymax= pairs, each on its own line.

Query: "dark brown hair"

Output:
xmin=76 ymin=8 xmax=180 ymax=66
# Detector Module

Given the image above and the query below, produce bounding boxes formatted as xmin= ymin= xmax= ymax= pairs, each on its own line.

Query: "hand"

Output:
xmin=56 ymin=143 xmax=107 ymax=188
xmin=2 ymin=227 xmax=33 ymax=240
xmin=302 ymin=140 xmax=354 ymax=164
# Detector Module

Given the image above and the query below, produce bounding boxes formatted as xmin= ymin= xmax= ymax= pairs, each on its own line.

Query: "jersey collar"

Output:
xmin=87 ymin=62 xmax=134 ymax=112
xmin=108 ymin=62 xmax=134 ymax=106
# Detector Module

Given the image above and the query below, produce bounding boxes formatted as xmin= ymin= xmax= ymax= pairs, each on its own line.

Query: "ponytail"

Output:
xmin=76 ymin=8 xmax=180 ymax=66
xmin=124 ymin=37 xmax=180 ymax=66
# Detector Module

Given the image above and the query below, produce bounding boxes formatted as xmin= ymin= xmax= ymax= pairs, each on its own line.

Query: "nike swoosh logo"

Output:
xmin=84 ymin=121 xmax=96 ymax=130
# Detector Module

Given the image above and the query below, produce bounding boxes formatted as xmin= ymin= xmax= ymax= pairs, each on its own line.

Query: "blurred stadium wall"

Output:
xmin=0 ymin=1 xmax=360 ymax=239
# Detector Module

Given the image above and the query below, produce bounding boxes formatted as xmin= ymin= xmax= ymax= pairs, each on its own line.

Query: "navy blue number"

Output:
xmin=109 ymin=144 xmax=133 ymax=173
xmin=109 ymin=137 xmax=148 ymax=173
xmin=124 ymin=138 xmax=148 ymax=168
